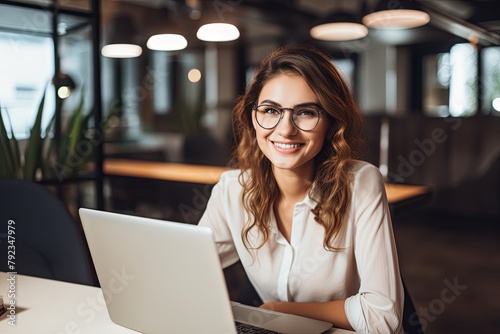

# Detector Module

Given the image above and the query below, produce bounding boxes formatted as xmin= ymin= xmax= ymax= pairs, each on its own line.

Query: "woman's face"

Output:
xmin=252 ymin=73 xmax=329 ymax=177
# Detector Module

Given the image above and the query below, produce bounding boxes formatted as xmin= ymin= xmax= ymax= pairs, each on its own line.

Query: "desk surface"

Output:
xmin=104 ymin=159 xmax=432 ymax=206
xmin=0 ymin=272 xmax=353 ymax=334
xmin=105 ymin=159 xmax=227 ymax=185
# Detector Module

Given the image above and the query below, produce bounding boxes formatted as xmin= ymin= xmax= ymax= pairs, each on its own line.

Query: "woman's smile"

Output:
xmin=271 ymin=140 xmax=304 ymax=151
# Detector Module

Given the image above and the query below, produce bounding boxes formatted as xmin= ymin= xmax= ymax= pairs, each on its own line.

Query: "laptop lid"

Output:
xmin=79 ymin=208 xmax=237 ymax=334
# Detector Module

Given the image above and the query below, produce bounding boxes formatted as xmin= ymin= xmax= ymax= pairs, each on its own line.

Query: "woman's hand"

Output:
xmin=260 ymin=302 xmax=277 ymax=311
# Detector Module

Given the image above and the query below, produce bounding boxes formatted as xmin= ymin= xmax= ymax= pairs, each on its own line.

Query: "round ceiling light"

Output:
xmin=102 ymin=15 xmax=142 ymax=58
xmin=311 ymin=22 xmax=368 ymax=41
xmin=101 ymin=44 xmax=143 ymax=58
xmin=196 ymin=23 xmax=240 ymax=42
xmin=147 ymin=34 xmax=188 ymax=51
xmin=363 ymin=9 xmax=430 ymax=29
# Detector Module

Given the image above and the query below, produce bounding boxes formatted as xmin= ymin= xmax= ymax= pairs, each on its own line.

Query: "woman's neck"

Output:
xmin=272 ymin=167 xmax=313 ymax=203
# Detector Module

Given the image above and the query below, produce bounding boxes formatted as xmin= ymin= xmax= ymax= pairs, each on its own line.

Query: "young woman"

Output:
xmin=198 ymin=44 xmax=404 ymax=333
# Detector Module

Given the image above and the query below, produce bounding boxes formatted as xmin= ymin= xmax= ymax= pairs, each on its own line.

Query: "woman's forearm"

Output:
xmin=260 ymin=300 xmax=353 ymax=331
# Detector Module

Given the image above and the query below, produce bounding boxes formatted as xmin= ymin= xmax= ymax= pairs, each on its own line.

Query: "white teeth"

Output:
xmin=273 ymin=142 xmax=301 ymax=149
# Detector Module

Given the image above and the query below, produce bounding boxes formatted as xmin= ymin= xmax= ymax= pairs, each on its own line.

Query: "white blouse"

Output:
xmin=198 ymin=161 xmax=404 ymax=333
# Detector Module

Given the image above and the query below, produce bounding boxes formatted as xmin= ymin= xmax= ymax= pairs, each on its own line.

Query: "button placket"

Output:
xmin=276 ymin=244 xmax=294 ymax=301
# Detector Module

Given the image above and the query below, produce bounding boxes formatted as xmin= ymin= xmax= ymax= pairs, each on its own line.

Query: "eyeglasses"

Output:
xmin=253 ymin=103 xmax=324 ymax=131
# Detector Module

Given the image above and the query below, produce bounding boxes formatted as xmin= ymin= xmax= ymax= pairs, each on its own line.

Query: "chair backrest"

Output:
xmin=0 ymin=179 xmax=98 ymax=286
xmin=402 ymin=278 xmax=424 ymax=334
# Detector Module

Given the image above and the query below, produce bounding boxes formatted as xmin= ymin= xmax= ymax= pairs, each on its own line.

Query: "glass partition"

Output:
xmin=481 ymin=46 xmax=500 ymax=115
xmin=449 ymin=43 xmax=478 ymax=117
xmin=422 ymin=43 xmax=479 ymax=117
xmin=0 ymin=31 xmax=54 ymax=138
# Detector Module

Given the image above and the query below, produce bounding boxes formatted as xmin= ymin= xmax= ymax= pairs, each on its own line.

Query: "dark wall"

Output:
xmin=363 ymin=114 xmax=500 ymax=218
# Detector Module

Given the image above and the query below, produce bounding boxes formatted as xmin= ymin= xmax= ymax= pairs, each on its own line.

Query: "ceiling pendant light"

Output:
xmin=146 ymin=14 xmax=189 ymax=51
xmin=102 ymin=15 xmax=142 ymax=58
xmin=101 ymin=44 xmax=142 ymax=58
xmin=147 ymin=34 xmax=188 ymax=51
xmin=363 ymin=0 xmax=430 ymax=29
xmin=196 ymin=23 xmax=240 ymax=42
xmin=310 ymin=12 xmax=368 ymax=41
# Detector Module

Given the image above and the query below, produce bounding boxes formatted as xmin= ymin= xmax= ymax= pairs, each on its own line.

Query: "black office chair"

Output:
xmin=0 ymin=179 xmax=99 ymax=286
xmin=402 ymin=278 xmax=424 ymax=334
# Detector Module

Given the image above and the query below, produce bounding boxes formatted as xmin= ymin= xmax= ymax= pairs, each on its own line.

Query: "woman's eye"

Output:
xmin=296 ymin=109 xmax=317 ymax=117
xmin=265 ymin=108 xmax=280 ymax=115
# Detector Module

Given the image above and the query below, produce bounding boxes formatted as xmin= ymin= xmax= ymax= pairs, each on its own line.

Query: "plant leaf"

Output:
xmin=41 ymin=111 xmax=56 ymax=178
xmin=5 ymin=111 xmax=22 ymax=178
xmin=67 ymin=92 xmax=85 ymax=162
xmin=23 ymin=90 xmax=46 ymax=180
xmin=57 ymin=91 xmax=85 ymax=179
xmin=0 ymin=105 xmax=16 ymax=178
xmin=79 ymin=107 xmax=95 ymax=167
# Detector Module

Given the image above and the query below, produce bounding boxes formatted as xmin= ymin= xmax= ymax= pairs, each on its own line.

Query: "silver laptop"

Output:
xmin=79 ymin=208 xmax=333 ymax=334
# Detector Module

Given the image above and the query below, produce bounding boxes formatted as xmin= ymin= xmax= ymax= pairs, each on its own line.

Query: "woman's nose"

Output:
xmin=276 ymin=110 xmax=298 ymax=136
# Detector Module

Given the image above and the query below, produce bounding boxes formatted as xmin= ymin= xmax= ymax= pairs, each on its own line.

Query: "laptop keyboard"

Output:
xmin=235 ymin=322 xmax=280 ymax=334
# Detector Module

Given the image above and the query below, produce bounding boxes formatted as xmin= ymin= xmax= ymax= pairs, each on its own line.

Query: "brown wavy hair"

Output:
xmin=230 ymin=44 xmax=364 ymax=251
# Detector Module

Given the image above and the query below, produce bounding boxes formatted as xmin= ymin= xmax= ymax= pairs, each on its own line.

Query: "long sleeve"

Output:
xmin=344 ymin=164 xmax=404 ymax=333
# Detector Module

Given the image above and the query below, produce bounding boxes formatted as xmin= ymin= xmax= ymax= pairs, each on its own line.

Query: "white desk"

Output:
xmin=0 ymin=272 xmax=353 ymax=334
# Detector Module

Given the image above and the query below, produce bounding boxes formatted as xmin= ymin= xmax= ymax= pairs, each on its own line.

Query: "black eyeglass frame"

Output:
xmin=252 ymin=103 xmax=325 ymax=132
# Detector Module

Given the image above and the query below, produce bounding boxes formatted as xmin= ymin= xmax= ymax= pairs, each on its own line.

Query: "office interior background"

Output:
xmin=0 ymin=0 xmax=499 ymax=333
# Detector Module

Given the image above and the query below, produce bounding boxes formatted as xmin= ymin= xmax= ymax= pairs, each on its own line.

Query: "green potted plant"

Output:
xmin=0 ymin=89 xmax=94 ymax=181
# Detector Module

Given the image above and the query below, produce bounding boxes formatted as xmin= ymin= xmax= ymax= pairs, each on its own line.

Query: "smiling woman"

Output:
xmin=198 ymin=44 xmax=405 ymax=333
